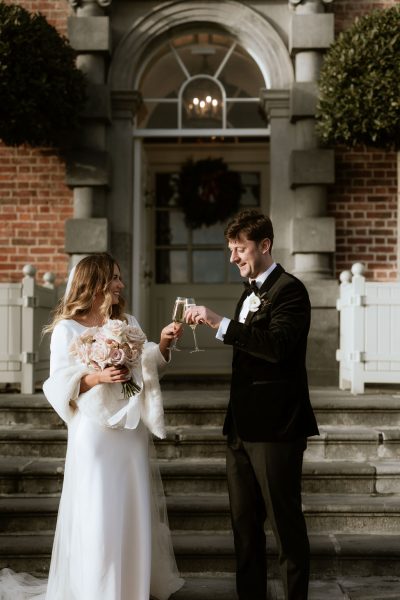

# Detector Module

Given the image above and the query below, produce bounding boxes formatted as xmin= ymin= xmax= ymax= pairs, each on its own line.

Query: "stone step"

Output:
xmin=167 ymin=493 xmax=400 ymax=534
xmin=1 ymin=531 xmax=400 ymax=578
xmin=0 ymin=395 xmax=64 ymax=429
xmin=1 ymin=425 xmax=400 ymax=460
xmin=0 ymin=427 xmax=67 ymax=458
xmin=162 ymin=388 xmax=400 ymax=429
xmin=2 ymin=456 xmax=400 ymax=496
xmin=0 ymin=457 xmax=65 ymax=495
xmin=2 ymin=492 xmax=400 ymax=535
xmin=1 ymin=388 xmax=400 ymax=428
xmin=170 ymin=575 xmax=400 ymax=600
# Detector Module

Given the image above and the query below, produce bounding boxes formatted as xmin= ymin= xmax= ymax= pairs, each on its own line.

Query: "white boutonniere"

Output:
xmin=248 ymin=292 xmax=262 ymax=312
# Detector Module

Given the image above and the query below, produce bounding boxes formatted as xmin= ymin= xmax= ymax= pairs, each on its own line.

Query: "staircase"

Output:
xmin=1 ymin=386 xmax=400 ymax=598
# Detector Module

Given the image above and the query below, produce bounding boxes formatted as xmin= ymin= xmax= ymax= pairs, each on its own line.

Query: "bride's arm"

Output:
xmin=159 ymin=322 xmax=183 ymax=360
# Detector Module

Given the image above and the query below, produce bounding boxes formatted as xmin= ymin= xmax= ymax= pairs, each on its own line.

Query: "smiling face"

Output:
xmin=109 ymin=263 xmax=125 ymax=304
xmin=228 ymin=234 xmax=272 ymax=280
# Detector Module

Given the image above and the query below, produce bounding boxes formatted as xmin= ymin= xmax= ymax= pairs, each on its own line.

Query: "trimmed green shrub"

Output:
xmin=316 ymin=6 xmax=400 ymax=149
xmin=0 ymin=2 xmax=86 ymax=148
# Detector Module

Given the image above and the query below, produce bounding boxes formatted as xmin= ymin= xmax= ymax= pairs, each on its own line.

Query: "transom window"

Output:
xmin=135 ymin=33 xmax=269 ymax=134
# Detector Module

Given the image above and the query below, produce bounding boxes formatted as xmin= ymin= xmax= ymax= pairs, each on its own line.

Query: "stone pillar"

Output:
xmin=65 ymin=0 xmax=113 ymax=268
xmin=289 ymin=0 xmax=335 ymax=280
xmin=261 ymin=0 xmax=339 ymax=384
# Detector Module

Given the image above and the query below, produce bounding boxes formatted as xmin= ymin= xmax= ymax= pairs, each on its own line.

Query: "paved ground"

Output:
xmin=171 ymin=575 xmax=400 ymax=599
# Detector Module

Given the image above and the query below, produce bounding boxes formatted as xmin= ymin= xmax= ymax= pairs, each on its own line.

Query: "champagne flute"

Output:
xmin=171 ymin=296 xmax=187 ymax=351
xmin=185 ymin=297 xmax=205 ymax=353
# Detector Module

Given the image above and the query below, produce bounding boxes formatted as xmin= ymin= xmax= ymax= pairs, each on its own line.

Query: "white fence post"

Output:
xmin=336 ymin=263 xmax=366 ymax=394
xmin=21 ymin=265 xmax=37 ymax=394
xmin=349 ymin=263 xmax=366 ymax=394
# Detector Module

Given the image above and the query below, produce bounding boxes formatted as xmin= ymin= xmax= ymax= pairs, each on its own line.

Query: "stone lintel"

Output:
xmin=291 ymin=217 xmax=335 ymax=253
xmin=65 ymin=218 xmax=109 ymax=253
xmin=111 ymin=91 xmax=143 ymax=119
xmin=259 ymin=89 xmax=290 ymax=122
xmin=81 ymin=84 xmax=111 ymax=121
xmin=290 ymin=14 xmax=334 ymax=54
xmin=65 ymin=149 xmax=110 ymax=187
xmin=68 ymin=16 xmax=111 ymax=53
xmin=290 ymin=149 xmax=335 ymax=187
xmin=290 ymin=82 xmax=318 ymax=121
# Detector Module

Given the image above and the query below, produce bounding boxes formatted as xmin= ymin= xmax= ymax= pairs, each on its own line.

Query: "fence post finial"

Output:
xmin=339 ymin=270 xmax=352 ymax=284
xmin=43 ymin=272 xmax=56 ymax=289
xmin=351 ymin=263 xmax=365 ymax=278
xmin=22 ymin=264 xmax=36 ymax=279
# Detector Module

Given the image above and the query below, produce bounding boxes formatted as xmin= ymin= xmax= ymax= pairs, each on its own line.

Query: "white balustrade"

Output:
xmin=0 ymin=265 xmax=58 ymax=393
xmin=336 ymin=263 xmax=400 ymax=394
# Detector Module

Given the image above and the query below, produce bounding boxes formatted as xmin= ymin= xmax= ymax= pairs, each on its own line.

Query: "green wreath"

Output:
xmin=177 ymin=158 xmax=241 ymax=229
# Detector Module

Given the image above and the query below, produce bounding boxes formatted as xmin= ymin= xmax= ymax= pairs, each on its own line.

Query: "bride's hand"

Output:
xmin=159 ymin=322 xmax=183 ymax=359
xmin=99 ymin=366 xmax=130 ymax=384
xmin=80 ymin=366 xmax=130 ymax=392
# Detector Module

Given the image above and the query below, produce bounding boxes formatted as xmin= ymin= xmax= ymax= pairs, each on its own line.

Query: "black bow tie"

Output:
xmin=243 ymin=281 xmax=259 ymax=296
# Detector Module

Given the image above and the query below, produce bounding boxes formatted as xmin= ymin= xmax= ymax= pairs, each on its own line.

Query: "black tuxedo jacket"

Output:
xmin=223 ymin=264 xmax=319 ymax=442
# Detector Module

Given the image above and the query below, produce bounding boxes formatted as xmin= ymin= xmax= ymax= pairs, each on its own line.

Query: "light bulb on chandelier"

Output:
xmin=188 ymin=94 xmax=220 ymax=118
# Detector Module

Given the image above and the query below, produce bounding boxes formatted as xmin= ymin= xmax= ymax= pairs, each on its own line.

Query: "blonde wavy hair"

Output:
xmin=44 ymin=253 xmax=126 ymax=334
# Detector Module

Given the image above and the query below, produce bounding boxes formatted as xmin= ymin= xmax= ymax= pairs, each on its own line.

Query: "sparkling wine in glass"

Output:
xmin=185 ymin=297 xmax=205 ymax=353
xmin=171 ymin=296 xmax=187 ymax=351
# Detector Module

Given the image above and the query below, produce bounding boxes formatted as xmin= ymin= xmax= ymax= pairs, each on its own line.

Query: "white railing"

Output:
xmin=0 ymin=265 xmax=58 ymax=394
xmin=336 ymin=263 xmax=400 ymax=394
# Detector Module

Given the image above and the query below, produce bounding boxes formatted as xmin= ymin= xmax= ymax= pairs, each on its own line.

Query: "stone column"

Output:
xmin=288 ymin=0 xmax=335 ymax=280
xmin=65 ymin=0 xmax=113 ymax=268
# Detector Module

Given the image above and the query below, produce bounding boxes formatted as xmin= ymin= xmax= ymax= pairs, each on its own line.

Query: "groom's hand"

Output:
xmin=185 ymin=305 xmax=222 ymax=329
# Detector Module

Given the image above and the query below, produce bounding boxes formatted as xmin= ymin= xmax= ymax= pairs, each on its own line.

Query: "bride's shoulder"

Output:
xmin=124 ymin=313 xmax=140 ymax=327
xmin=52 ymin=319 xmax=80 ymax=341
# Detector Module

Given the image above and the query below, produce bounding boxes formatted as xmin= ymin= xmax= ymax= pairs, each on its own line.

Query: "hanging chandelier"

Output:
xmin=188 ymin=94 xmax=220 ymax=118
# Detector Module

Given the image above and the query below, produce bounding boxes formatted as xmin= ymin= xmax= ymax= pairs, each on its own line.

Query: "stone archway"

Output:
xmin=109 ymin=1 xmax=294 ymax=91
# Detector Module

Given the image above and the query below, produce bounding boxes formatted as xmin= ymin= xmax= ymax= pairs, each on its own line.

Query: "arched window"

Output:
xmin=135 ymin=32 xmax=269 ymax=135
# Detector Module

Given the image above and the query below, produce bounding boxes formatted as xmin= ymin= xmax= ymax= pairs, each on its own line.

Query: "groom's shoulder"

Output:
xmin=276 ymin=267 xmax=310 ymax=299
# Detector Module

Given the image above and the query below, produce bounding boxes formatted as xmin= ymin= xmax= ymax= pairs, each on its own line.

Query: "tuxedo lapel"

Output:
xmin=259 ymin=263 xmax=284 ymax=295
xmin=244 ymin=264 xmax=284 ymax=326
xmin=234 ymin=287 xmax=248 ymax=320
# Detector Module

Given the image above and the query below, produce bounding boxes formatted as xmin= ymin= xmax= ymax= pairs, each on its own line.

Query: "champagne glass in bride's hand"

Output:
xmin=185 ymin=297 xmax=205 ymax=353
xmin=171 ymin=296 xmax=187 ymax=351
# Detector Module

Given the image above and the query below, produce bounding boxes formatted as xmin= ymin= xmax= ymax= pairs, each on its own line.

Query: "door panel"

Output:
xmin=145 ymin=142 xmax=269 ymax=375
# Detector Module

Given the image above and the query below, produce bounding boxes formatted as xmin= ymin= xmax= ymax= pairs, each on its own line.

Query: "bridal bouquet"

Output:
xmin=70 ymin=319 xmax=147 ymax=398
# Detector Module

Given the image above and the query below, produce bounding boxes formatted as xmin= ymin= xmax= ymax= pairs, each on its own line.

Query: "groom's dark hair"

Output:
xmin=225 ymin=209 xmax=274 ymax=251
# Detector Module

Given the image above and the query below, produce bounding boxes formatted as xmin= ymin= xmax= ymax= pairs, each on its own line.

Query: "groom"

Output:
xmin=186 ymin=209 xmax=319 ymax=600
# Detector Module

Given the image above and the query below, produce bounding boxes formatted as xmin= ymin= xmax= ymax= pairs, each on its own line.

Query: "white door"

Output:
xmin=145 ymin=141 xmax=269 ymax=375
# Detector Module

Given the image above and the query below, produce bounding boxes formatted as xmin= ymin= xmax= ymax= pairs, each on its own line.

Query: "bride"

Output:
xmin=0 ymin=253 xmax=184 ymax=600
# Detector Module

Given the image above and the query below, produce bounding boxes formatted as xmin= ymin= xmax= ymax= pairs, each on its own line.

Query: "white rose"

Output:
xmin=248 ymin=292 xmax=261 ymax=312
xmin=101 ymin=319 xmax=127 ymax=343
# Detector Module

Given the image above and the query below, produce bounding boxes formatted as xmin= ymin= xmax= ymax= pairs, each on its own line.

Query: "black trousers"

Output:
xmin=226 ymin=434 xmax=310 ymax=600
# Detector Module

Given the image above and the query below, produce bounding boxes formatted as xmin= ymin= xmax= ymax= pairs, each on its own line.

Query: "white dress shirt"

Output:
xmin=216 ymin=263 xmax=277 ymax=341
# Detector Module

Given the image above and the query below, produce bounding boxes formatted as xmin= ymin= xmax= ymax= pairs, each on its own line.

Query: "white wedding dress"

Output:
xmin=0 ymin=316 xmax=184 ymax=600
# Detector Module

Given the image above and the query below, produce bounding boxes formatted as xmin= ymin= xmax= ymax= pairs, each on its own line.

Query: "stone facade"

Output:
xmin=0 ymin=0 xmax=398 ymax=382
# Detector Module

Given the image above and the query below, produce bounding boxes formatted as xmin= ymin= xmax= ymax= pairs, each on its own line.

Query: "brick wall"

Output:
xmin=328 ymin=147 xmax=398 ymax=280
xmin=330 ymin=0 xmax=398 ymax=281
xmin=0 ymin=0 xmax=398 ymax=284
xmin=0 ymin=0 xmax=72 ymax=285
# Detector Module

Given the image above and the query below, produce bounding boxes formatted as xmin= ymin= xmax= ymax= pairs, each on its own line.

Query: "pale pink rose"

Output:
xmin=109 ymin=347 xmax=126 ymax=366
xmin=90 ymin=339 xmax=111 ymax=370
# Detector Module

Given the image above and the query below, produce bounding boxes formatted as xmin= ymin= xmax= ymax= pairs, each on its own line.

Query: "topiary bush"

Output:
xmin=316 ymin=5 xmax=400 ymax=149
xmin=0 ymin=1 xmax=86 ymax=148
